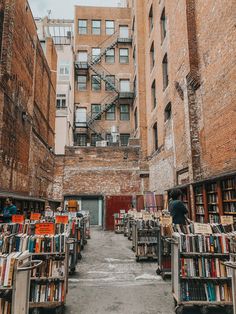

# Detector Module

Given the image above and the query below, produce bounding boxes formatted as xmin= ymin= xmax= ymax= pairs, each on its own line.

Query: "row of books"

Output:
xmin=137 ymin=236 xmax=157 ymax=243
xmin=31 ymin=258 xmax=65 ymax=278
xmin=0 ymin=298 xmax=11 ymax=314
xmin=207 ymin=194 xmax=218 ymax=204
xmin=137 ymin=244 xmax=157 ymax=256
xmin=223 ymin=203 xmax=236 ymax=212
xmin=136 ymin=220 xmax=158 ymax=230
xmin=223 ymin=190 xmax=236 ymax=201
xmin=180 ymin=257 xmax=230 ymax=278
xmin=181 ymin=281 xmax=232 ymax=302
xmin=209 ymin=214 xmax=220 ymax=224
xmin=222 ymin=178 xmax=235 ymax=190
xmin=30 ymin=281 xmax=65 ymax=303
xmin=179 ymin=234 xmax=231 ymax=254
xmin=173 ymin=223 xmax=234 ymax=235
xmin=0 ymin=252 xmax=22 ymax=287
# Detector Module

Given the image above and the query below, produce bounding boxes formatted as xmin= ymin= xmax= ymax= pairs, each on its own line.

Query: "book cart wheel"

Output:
xmin=78 ymin=253 xmax=82 ymax=260
xmin=200 ymin=306 xmax=208 ymax=314
xmin=156 ymin=267 xmax=161 ymax=275
xmin=175 ymin=305 xmax=184 ymax=314
xmin=136 ymin=256 xmax=140 ymax=262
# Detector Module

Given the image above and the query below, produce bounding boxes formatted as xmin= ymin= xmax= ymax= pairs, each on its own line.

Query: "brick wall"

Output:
xmin=53 ymin=146 xmax=143 ymax=201
xmin=0 ymin=0 xmax=57 ymax=198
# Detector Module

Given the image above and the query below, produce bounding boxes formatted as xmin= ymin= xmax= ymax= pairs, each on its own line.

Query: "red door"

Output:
xmin=105 ymin=195 xmax=132 ymax=230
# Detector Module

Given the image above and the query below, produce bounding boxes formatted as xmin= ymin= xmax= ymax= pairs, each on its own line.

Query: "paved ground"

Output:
xmin=65 ymin=227 xmax=174 ymax=314
xmin=63 ymin=228 xmax=231 ymax=314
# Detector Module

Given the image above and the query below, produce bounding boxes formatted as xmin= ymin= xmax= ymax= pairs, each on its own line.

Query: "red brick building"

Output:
xmin=0 ymin=0 xmax=57 ymax=211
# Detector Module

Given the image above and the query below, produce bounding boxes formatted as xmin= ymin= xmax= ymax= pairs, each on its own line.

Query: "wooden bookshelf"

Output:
xmin=194 ymin=185 xmax=205 ymax=223
xmin=221 ymin=176 xmax=236 ymax=225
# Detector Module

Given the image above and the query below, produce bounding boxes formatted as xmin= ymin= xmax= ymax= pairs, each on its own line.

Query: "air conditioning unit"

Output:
xmin=96 ymin=141 xmax=108 ymax=147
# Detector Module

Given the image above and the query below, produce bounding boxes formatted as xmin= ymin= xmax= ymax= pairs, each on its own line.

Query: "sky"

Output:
xmin=29 ymin=0 xmax=126 ymax=19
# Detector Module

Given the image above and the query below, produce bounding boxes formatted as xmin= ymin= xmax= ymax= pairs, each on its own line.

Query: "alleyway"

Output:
xmin=65 ymin=227 xmax=174 ymax=314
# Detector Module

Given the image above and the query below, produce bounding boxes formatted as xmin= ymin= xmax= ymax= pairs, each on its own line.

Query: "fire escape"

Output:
xmin=74 ymin=30 xmax=133 ymax=142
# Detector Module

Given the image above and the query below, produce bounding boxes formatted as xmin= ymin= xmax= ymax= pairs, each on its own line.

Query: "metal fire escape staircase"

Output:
xmin=75 ymin=31 xmax=131 ymax=140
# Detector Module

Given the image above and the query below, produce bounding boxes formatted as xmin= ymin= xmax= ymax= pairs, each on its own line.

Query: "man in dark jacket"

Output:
xmin=169 ymin=189 xmax=188 ymax=224
xmin=2 ymin=198 xmax=18 ymax=223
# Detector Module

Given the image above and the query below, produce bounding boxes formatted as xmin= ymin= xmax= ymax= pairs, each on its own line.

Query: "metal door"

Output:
xmin=82 ymin=199 xmax=99 ymax=225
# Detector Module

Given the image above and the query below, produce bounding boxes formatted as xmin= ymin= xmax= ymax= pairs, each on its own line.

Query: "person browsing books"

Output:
xmin=168 ymin=189 xmax=188 ymax=225
xmin=2 ymin=198 xmax=18 ymax=223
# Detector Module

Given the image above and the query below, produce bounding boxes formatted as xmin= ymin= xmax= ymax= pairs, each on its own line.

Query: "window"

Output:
xmin=78 ymin=20 xmax=87 ymax=35
xmin=120 ymin=134 xmax=130 ymax=146
xmin=133 ymin=76 xmax=137 ymax=97
xmin=161 ymin=8 xmax=166 ymax=42
xmin=106 ymin=20 xmax=115 ymax=35
xmin=77 ymin=51 xmax=88 ymax=62
xmin=106 ymin=133 xmax=112 ymax=144
xmin=91 ymin=133 xmax=102 ymax=146
xmin=56 ymin=94 xmax=66 ymax=109
xmin=151 ymin=80 xmax=157 ymax=108
xmin=92 ymin=48 xmax=101 ymax=63
xmin=149 ymin=6 xmax=153 ymax=33
xmin=120 ymin=79 xmax=130 ymax=92
xmin=164 ymin=102 xmax=172 ymax=121
xmin=74 ymin=133 xmax=87 ymax=146
xmin=105 ymin=75 xmax=115 ymax=91
xmin=133 ymin=46 xmax=136 ymax=67
xmin=153 ymin=122 xmax=158 ymax=151
xmin=162 ymin=54 xmax=169 ymax=90
xmin=77 ymin=75 xmax=87 ymax=91
xmin=119 ymin=48 xmax=129 ymax=64
xmin=150 ymin=42 xmax=155 ymax=69
xmin=106 ymin=104 xmax=116 ymax=120
xmin=119 ymin=25 xmax=129 ymax=38
xmin=75 ymin=107 xmax=87 ymax=127
xmin=134 ymin=108 xmax=138 ymax=130
xmin=120 ymin=104 xmax=130 ymax=121
xmin=91 ymin=75 xmax=101 ymax=91
xmin=59 ymin=63 xmax=70 ymax=80
xmin=105 ymin=49 xmax=115 ymax=63
xmin=91 ymin=104 xmax=101 ymax=120
xmin=92 ymin=20 xmax=101 ymax=35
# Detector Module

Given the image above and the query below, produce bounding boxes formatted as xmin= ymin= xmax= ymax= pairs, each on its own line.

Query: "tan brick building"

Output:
xmin=0 ymin=0 xmax=57 ymax=211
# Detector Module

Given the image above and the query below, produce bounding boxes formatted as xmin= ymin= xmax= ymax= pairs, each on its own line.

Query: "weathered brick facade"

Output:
xmin=0 ymin=0 xmax=57 ymax=199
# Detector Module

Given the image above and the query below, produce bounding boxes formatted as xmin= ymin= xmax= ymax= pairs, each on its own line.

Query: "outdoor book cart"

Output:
xmin=0 ymin=253 xmax=42 ymax=314
xmin=156 ymin=235 xmax=172 ymax=280
xmin=135 ymin=225 xmax=160 ymax=262
xmin=224 ymin=261 xmax=236 ymax=314
xmin=171 ymin=232 xmax=233 ymax=314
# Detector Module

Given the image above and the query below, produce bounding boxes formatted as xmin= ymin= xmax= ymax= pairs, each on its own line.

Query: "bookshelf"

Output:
xmin=193 ymin=175 xmax=236 ymax=225
xmin=114 ymin=214 xmax=125 ymax=234
xmin=134 ymin=219 xmax=159 ymax=262
xmin=172 ymin=231 xmax=233 ymax=314
xmin=222 ymin=177 xmax=236 ymax=224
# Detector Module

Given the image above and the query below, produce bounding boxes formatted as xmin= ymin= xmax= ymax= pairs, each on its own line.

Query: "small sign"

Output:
xmin=12 ymin=215 xmax=24 ymax=223
xmin=45 ymin=211 xmax=54 ymax=217
xmin=134 ymin=212 xmax=143 ymax=219
xmin=55 ymin=215 xmax=69 ymax=224
xmin=160 ymin=216 xmax=173 ymax=226
xmin=194 ymin=223 xmax=212 ymax=235
xmin=120 ymin=210 xmax=126 ymax=214
xmin=143 ymin=212 xmax=152 ymax=220
xmin=69 ymin=212 xmax=77 ymax=219
xmin=220 ymin=215 xmax=234 ymax=225
xmin=35 ymin=223 xmax=55 ymax=235
xmin=30 ymin=213 xmax=41 ymax=221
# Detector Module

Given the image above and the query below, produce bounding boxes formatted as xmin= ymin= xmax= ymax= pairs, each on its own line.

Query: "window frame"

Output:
xmin=151 ymin=80 xmax=157 ymax=109
xmin=164 ymin=102 xmax=172 ymax=121
xmin=105 ymin=75 xmax=115 ymax=91
xmin=91 ymin=104 xmax=101 ymax=120
xmin=150 ymin=42 xmax=155 ymax=69
xmin=153 ymin=122 xmax=158 ymax=151
xmin=92 ymin=20 xmax=101 ymax=35
xmin=119 ymin=48 xmax=129 ymax=64
xmin=91 ymin=133 xmax=102 ymax=146
xmin=161 ymin=8 xmax=167 ymax=43
xmin=120 ymin=79 xmax=130 ymax=92
xmin=74 ymin=133 xmax=87 ymax=146
xmin=149 ymin=5 xmax=153 ymax=33
xmin=134 ymin=107 xmax=138 ymax=130
xmin=78 ymin=19 xmax=87 ymax=35
xmin=105 ymin=20 xmax=115 ymax=35
xmin=56 ymin=94 xmax=67 ymax=109
xmin=92 ymin=48 xmax=101 ymax=63
xmin=91 ymin=75 xmax=101 ymax=91
xmin=162 ymin=54 xmax=169 ymax=90
xmin=120 ymin=104 xmax=130 ymax=121
xmin=105 ymin=104 xmax=116 ymax=120
xmin=77 ymin=75 xmax=87 ymax=91
xmin=105 ymin=48 xmax=115 ymax=64
xmin=120 ymin=133 xmax=130 ymax=146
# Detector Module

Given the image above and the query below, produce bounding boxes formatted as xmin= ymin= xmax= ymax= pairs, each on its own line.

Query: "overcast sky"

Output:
xmin=29 ymin=0 xmax=126 ymax=19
